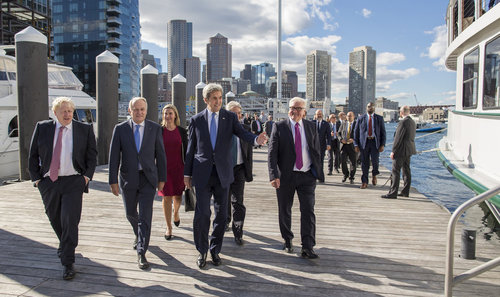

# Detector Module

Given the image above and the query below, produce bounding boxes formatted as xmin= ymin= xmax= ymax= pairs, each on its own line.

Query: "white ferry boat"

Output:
xmin=0 ymin=47 xmax=96 ymax=178
xmin=438 ymin=1 xmax=500 ymax=219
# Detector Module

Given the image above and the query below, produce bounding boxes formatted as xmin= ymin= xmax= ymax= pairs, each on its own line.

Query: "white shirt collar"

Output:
xmin=56 ymin=120 xmax=72 ymax=131
xmin=132 ymin=120 xmax=145 ymax=127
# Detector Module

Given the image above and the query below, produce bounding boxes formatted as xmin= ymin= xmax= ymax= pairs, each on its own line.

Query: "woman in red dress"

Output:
xmin=158 ymin=104 xmax=187 ymax=240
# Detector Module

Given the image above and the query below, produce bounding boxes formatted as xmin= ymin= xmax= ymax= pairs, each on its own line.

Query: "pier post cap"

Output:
xmin=196 ymin=82 xmax=206 ymax=89
xmin=226 ymin=91 xmax=235 ymax=97
xmin=141 ymin=64 xmax=158 ymax=75
xmin=96 ymin=50 xmax=119 ymax=64
xmin=172 ymin=74 xmax=186 ymax=83
xmin=15 ymin=26 xmax=47 ymax=44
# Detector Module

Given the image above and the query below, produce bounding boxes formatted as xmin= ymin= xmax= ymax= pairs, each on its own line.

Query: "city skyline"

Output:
xmin=140 ymin=1 xmax=455 ymax=106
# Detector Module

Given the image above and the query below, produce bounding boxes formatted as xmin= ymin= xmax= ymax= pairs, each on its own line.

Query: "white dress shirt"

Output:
xmin=132 ymin=120 xmax=145 ymax=169
xmin=45 ymin=121 xmax=78 ymax=177
xmin=289 ymin=117 xmax=311 ymax=172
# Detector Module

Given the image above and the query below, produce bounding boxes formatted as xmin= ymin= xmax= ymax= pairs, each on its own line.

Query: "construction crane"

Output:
xmin=414 ymin=93 xmax=421 ymax=106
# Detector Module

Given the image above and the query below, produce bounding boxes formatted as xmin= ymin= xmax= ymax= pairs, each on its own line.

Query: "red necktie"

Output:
xmin=295 ymin=123 xmax=303 ymax=169
xmin=368 ymin=115 xmax=373 ymax=137
xmin=49 ymin=126 xmax=65 ymax=181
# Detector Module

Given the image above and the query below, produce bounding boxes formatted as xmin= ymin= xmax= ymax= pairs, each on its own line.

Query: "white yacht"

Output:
xmin=0 ymin=48 xmax=96 ymax=178
xmin=438 ymin=1 xmax=500 ymax=218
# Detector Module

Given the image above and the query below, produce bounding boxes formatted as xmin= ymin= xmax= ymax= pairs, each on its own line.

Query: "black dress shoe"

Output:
xmin=63 ymin=264 xmax=75 ymax=280
xmin=335 ymin=168 xmax=340 ymax=173
xmin=398 ymin=193 xmax=409 ymax=197
xmin=174 ymin=220 xmax=180 ymax=227
xmin=197 ymin=253 xmax=207 ymax=268
xmin=301 ymin=248 xmax=319 ymax=259
xmin=235 ymin=237 xmax=243 ymax=246
xmin=138 ymin=254 xmax=149 ymax=270
xmin=164 ymin=234 xmax=173 ymax=241
xmin=133 ymin=236 xmax=138 ymax=250
xmin=349 ymin=178 xmax=354 ymax=184
xmin=211 ymin=252 xmax=221 ymax=266
xmin=327 ymin=171 xmax=333 ymax=176
xmin=225 ymin=223 xmax=230 ymax=232
xmin=342 ymin=176 xmax=347 ymax=183
xmin=381 ymin=194 xmax=397 ymax=199
xmin=283 ymin=241 xmax=294 ymax=253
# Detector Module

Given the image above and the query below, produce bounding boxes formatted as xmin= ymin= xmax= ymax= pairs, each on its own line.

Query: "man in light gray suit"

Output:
xmin=109 ymin=97 xmax=167 ymax=269
xmin=381 ymin=106 xmax=416 ymax=199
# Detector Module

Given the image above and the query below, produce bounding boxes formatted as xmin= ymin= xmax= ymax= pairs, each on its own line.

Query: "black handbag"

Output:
xmin=184 ymin=188 xmax=196 ymax=212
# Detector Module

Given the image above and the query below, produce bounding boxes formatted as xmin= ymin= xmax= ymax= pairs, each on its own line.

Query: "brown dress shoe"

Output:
xmin=372 ymin=176 xmax=377 ymax=185
xmin=360 ymin=183 xmax=368 ymax=189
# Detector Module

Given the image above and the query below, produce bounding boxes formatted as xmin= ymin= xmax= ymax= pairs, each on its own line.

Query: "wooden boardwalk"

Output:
xmin=0 ymin=150 xmax=499 ymax=296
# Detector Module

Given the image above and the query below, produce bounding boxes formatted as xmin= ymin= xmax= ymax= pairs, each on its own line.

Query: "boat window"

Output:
xmin=462 ymin=0 xmax=475 ymax=31
xmin=8 ymin=116 xmax=18 ymax=138
xmin=462 ymin=47 xmax=479 ymax=109
xmin=75 ymin=109 xmax=94 ymax=123
xmin=483 ymin=35 xmax=500 ymax=109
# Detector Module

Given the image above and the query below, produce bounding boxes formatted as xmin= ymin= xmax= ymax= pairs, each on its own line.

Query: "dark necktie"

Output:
xmin=49 ymin=126 xmax=65 ymax=181
xmin=368 ymin=115 xmax=373 ymax=137
xmin=295 ymin=123 xmax=303 ymax=170
xmin=210 ymin=112 xmax=217 ymax=149
xmin=232 ymin=135 xmax=238 ymax=167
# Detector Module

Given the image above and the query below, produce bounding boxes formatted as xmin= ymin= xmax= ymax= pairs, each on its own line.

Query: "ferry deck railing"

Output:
xmin=445 ymin=185 xmax=500 ymax=296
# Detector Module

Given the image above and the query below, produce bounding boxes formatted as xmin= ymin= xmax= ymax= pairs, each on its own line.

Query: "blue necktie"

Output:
xmin=210 ymin=112 xmax=217 ymax=149
xmin=134 ymin=124 xmax=141 ymax=152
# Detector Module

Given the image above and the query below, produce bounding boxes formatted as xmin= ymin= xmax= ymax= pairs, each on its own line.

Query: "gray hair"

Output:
xmin=289 ymin=97 xmax=306 ymax=108
xmin=226 ymin=100 xmax=242 ymax=112
xmin=400 ymin=105 xmax=410 ymax=115
xmin=51 ymin=97 xmax=75 ymax=112
xmin=203 ymin=83 xmax=223 ymax=99
xmin=129 ymin=97 xmax=148 ymax=110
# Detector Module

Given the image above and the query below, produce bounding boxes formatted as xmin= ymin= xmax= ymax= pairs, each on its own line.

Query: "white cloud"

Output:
xmin=423 ymin=24 xmax=448 ymax=71
xmin=361 ymin=8 xmax=372 ymax=18
xmin=377 ymin=52 xmax=405 ymax=66
xmin=376 ymin=67 xmax=420 ymax=93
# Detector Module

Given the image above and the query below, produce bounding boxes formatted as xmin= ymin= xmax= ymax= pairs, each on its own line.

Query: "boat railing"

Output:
xmin=448 ymin=0 xmax=499 ymax=44
xmin=445 ymin=184 xmax=500 ymax=296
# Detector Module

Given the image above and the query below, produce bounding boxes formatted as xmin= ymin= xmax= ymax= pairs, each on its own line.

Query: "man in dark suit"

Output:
xmin=251 ymin=113 xmax=263 ymax=135
xmin=326 ymin=113 xmax=340 ymax=175
xmin=109 ymin=97 xmax=167 ymax=270
xmin=354 ymin=102 xmax=386 ymax=189
xmin=264 ymin=115 xmax=274 ymax=136
xmin=268 ymin=97 xmax=323 ymax=259
xmin=382 ymin=106 xmax=417 ymax=199
xmin=225 ymin=101 xmax=253 ymax=245
xmin=312 ymin=109 xmax=331 ymax=179
xmin=184 ymin=83 xmax=266 ymax=268
xmin=29 ymin=97 xmax=97 ymax=280
xmin=338 ymin=112 xmax=357 ymax=184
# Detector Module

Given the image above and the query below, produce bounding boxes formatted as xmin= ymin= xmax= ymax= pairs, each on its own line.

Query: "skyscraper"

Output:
xmin=348 ymin=46 xmax=376 ymax=115
xmin=306 ymin=50 xmax=331 ymax=101
xmin=240 ymin=64 xmax=252 ymax=80
xmin=206 ymin=33 xmax=232 ymax=82
xmin=52 ymin=0 xmax=141 ymax=101
xmin=184 ymin=57 xmax=201 ymax=99
xmin=282 ymin=70 xmax=298 ymax=98
xmin=167 ymin=20 xmax=192 ymax=83
xmin=252 ymin=62 xmax=276 ymax=95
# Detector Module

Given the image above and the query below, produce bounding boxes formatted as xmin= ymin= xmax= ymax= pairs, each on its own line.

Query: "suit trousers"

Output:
xmin=388 ymin=155 xmax=412 ymax=196
xmin=360 ymin=139 xmax=380 ymax=184
xmin=226 ymin=164 xmax=246 ymax=239
xmin=276 ymin=171 xmax=316 ymax=249
xmin=121 ymin=171 xmax=156 ymax=255
xmin=328 ymin=140 xmax=340 ymax=172
xmin=341 ymin=144 xmax=357 ymax=180
xmin=194 ymin=166 xmax=229 ymax=254
xmin=38 ymin=175 xmax=85 ymax=265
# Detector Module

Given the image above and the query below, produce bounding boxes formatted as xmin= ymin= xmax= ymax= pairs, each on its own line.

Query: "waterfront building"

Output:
xmin=1 ymin=0 xmax=52 ymax=57
xmin=154 ymin=58 xmax=162 ymax=73
xmin=375 ymin=97 xmax=399 ymax=111
xmin=184 ymin=57 xmax=200 ymax=99
xmin=167 ymin=19 xmax=192 ymax=83
xmin=348 ymin=45 xmax=376 ymax=116
xmin=158 ymin=72 xmax=171 ymax=102
xmin=206 ymin=33 xmax=232 ymax=82
xmin=52 ymin=0 xmax=141 ymax=101
xmin=141 ymin=49 xmax=156 ymax=68
xmin=282 ymin=70 xmax=298 ymax=98
xmin=236 ymin=78 xmax=251 ymax=95
xmin=306 ymin=50 xmax=331 ymax=101
xmin=270 ymin=81 xmax=292 ymax=98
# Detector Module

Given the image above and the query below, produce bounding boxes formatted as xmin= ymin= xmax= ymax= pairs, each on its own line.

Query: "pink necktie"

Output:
xmin=294 ymin=123 xmax=303 ymax=170
xmin=49 ymin=126 xmax=65 ymax=181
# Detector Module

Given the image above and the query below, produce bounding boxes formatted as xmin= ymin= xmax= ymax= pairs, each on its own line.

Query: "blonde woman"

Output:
xmin=159 ymin=104 xmax=187 ymax=240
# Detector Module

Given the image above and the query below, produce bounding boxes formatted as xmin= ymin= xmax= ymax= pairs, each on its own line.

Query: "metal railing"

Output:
xmin=445 ymin=185 xmax=500 ymax=296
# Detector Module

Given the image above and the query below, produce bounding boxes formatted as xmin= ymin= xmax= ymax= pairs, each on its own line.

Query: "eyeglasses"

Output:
xmin=289 ymin=106 xmax=304 ymax=111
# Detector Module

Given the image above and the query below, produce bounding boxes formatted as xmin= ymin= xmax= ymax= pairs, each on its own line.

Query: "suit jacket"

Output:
xmin=312 ymin=119 xmax=332 ymax=151
xmin=354 ymin=113 xmax=386 ymax=150
xmin=108 ymin=119 xmax=167 ymax=190
xmin=264 ymin=120 xmax=274 ymax=136
xmin=174 ymin=126 xmax=188 ymax=163
xmin=251 ymin=119 xmax=263 ymax=134
xmin=239 ymin=124 xmax=254 ymax=182
xmin=268 ymin=118 xmax=324 ymax=183
xmin=184 ymin=108 xmax=257 ymax=189
xmin=392 ymin=116 xmax=417 ymax=158
xmin=338 ymin=120 xmax=356 ymax=151
xmin=28 ymin=119 xmax=97 ymax=192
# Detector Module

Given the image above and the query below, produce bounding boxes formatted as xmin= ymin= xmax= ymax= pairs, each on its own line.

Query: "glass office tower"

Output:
xmin=52 ymin=0 xmax=140 ymax=101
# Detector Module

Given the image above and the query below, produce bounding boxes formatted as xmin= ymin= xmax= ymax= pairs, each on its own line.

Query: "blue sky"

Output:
xmin=140 ymin=0 xmax=455 ymax=105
